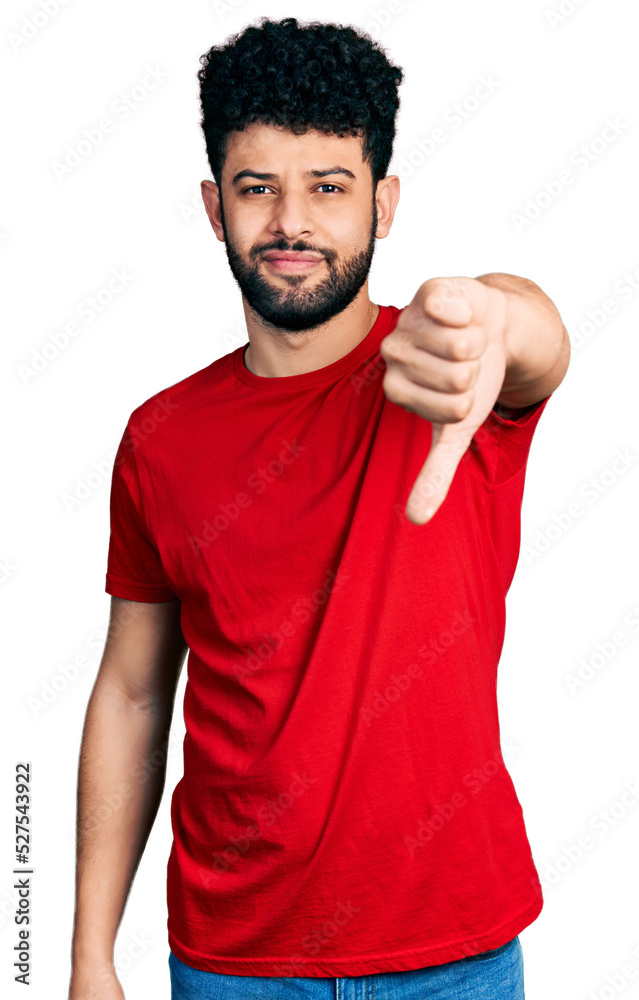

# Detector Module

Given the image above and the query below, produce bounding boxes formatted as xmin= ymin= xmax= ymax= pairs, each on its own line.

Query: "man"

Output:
xmin=69 ymin=16 xmax=570 ymax=1000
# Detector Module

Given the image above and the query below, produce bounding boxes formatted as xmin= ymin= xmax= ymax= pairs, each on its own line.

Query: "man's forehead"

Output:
xmin=224 ymin=122 xmax=367 ymax=170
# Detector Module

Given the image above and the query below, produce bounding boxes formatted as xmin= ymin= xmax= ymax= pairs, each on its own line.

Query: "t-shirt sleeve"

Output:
xmin=491 ymin=394 xmax=552 ymax=486
xmin=105 ymin=424 xmax=179 ymax=602
xmin=472 ymin=394 xmax=553 ymax=592
xmin=468 ymin=393 xmax=552 ymax=488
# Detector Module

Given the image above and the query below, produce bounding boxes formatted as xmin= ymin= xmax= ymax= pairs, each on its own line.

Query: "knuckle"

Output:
xmin=449 ymin=396 xmax=473 ymax=420
xmin=382 ymin=368 xmax=399 ymax=398
xmin=383 ymin=370 xmax=413 ymax=409
xmin=449 ymin=363 xmax=475 ymax=392
xmin=425 ymin=277 xmax=449 ymax=300
xmin=449 ymin=338 xmax=470 ymax=361
xmin=380 ymin=335 xmax=400 ymax=362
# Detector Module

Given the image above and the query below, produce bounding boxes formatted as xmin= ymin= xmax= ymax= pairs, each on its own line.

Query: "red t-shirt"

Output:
xmin=105 ymin=303 xmax=550 ymax=977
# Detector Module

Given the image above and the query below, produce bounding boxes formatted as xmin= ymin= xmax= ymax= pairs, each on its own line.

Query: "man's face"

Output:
xmin=216 ymin=123 xmax=379 ymax=331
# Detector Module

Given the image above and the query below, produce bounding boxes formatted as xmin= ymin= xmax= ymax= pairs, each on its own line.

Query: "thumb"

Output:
xmin=405 ymin=423 xmax=474 ymax=525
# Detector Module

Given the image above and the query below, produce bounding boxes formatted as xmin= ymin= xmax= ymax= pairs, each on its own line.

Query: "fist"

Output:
xmin=379 ymin=276 xmax=508 ymax=524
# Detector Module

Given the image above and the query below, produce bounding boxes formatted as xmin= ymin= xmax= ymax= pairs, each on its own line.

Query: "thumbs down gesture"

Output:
xmin=379 ymin=276 xmax=509 ymax=526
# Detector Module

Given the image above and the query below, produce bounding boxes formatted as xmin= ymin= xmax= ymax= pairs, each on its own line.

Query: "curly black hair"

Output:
xmin=197 ymin=16 xmax=404 ymax=189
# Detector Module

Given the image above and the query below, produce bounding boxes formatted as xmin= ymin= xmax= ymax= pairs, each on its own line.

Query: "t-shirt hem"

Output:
xmin=105 ymin=574 xmax=178 ymax=602
xmin=167 ymin=891 xmax=543 ymax=978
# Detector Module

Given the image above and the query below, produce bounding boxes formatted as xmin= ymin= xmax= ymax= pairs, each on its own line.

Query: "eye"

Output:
xmin=243 ymin=185 xmax=272 ymax=195
xmin=317 ymin=184 xmax=341 ymax=194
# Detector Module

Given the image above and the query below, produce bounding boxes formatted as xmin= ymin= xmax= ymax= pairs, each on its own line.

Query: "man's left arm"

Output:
xmin=475 ymin=272 xmax=571 ymax=412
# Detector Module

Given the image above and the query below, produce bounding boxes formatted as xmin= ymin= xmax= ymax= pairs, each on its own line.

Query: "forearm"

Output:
xmin=475 ymin=272 xmax=571 ymax=406
xmin=71 ymin=679 xmax=171 ymax=968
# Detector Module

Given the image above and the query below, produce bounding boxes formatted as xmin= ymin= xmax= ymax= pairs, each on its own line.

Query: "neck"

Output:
xmin=242 ymin=287 xmax=380 ymax=378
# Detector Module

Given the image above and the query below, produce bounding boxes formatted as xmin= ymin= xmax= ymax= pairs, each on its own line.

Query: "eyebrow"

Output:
xmin=231 ymin=166 xmax=357 ymax=185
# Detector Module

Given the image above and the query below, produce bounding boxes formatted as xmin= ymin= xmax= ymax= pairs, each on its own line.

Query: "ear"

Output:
xmin=201 ymin=180 xmax=225 ymax=242
xmin=374 ymin=175 xmax=400 ymax=239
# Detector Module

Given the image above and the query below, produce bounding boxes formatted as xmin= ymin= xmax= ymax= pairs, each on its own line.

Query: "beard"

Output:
xmin=219 ymin=197 xmax=378 ymax=332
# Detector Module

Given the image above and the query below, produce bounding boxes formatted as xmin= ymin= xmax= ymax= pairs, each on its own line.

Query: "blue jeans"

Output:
xmin=169 ymin=936 xmax=524 ymax=998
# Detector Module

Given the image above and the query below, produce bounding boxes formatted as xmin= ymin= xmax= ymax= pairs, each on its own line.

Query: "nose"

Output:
xmin=267 ymin=189 xmax=314 ymax=242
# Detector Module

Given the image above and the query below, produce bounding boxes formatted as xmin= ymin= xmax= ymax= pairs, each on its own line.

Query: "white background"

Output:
xmin=2 ymin=0 xmax=638 ymax=998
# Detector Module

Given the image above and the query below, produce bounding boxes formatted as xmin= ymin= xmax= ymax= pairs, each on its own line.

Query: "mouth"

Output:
xmin=261 ymin=250 xmax=325 ymax=274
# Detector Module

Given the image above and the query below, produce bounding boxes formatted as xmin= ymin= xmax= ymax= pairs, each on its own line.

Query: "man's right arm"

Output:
xmin=68 ymin=596 xmax=187 ymax=1000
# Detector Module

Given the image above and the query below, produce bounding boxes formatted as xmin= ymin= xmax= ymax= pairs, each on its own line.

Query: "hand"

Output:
xmin=380 ymin=276 xmax=508 ymax=525
xmin=68 ymin=960 xmax=125 ymax=1000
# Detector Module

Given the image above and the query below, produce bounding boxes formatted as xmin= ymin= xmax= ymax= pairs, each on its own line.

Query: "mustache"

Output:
xmin=251 ymin=240 xmax=337 ymax=265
